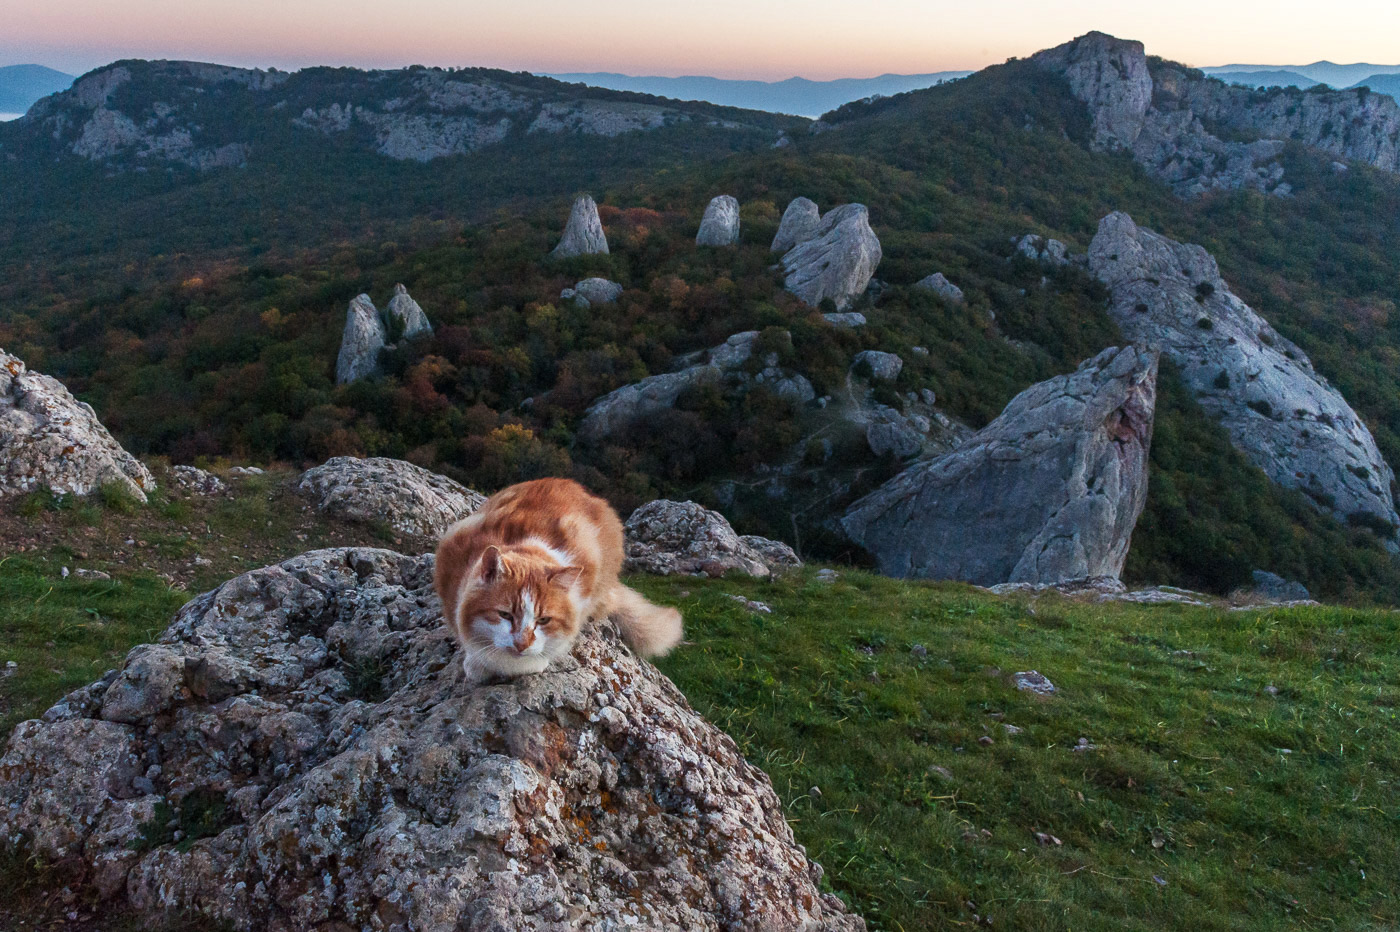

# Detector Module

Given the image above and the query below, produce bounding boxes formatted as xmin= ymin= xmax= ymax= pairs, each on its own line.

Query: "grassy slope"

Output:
xmin=643 ymin=570 xmax=1400 ymax=932
xmin=1 ymin=488 xmax=1397 ymax=931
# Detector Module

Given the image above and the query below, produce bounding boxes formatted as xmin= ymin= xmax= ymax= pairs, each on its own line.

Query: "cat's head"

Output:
xmin=453 ymin=545 xmax=584 ymax=675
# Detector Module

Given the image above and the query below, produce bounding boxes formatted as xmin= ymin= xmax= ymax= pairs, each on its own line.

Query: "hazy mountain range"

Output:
xmin=2 ymin=54 xmax=1399 ymax=124
xmin=541 ymin=71 xmax=974 ymax=117
xmin=0 ymin=63 xmax=72 ymax=114
xmin=1202 ymin=61 xmax=1400 ymax=96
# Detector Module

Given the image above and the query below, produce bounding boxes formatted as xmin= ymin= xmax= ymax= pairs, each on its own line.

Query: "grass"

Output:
xmin=0 ymin=555 xmax=187 ymax=735
xmin=639 ymin=569 xmax=1400 ymax=932
xmin=1 ymin=487 xmax=1397 ymax=930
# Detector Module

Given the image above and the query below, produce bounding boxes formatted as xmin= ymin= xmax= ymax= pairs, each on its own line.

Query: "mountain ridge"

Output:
xmin=0 ymin=63 xmax=74 ymax=114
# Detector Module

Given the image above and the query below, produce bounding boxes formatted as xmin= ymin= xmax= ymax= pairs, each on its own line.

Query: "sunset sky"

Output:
xmin=5 ymin=0 xmax=1399 ymax=80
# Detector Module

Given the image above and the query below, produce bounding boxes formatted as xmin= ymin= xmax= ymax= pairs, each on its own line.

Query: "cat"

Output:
xmin=433 ymin=477 xmax=683 ymax=680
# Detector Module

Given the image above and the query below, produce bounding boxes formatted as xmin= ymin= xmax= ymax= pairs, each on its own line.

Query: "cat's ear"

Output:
xmin=549 ymin=565 xmax=583 ymax=590
xmin=477 ymin=546 xmax=503 ymax=582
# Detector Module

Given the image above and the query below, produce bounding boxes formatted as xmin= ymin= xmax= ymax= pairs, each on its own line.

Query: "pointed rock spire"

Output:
xmin=386 ymin=283 xmax=432 ymax=339
xmin=551 ymin=195 xmax=609 ymax=258
xmin=695 ymin=195 xmax=741 ymax=246
xmin=770 ymin=197 xmax=820 ymax=253
xmin=335 ymin=294 xmax=386 ymax=384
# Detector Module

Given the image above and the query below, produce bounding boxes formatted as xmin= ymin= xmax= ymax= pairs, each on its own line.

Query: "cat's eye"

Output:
xmin=537 ymin=616 xmax=553 ymax=627
xmin=497 ymin=610 xmax=514 ymax=622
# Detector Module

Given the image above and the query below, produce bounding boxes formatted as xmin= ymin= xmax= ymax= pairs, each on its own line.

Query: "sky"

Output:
xmin=4 ymin=0 xmax=1400 ymax=80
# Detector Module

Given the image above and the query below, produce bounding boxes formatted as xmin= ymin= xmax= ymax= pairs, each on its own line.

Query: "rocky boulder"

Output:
xmin=385 ymin=283 xmax=433 ymax=338
xmin=0 ymin=351 xmax=155 ymax=502
xmin=334 ymin=294 xmax=387 ymax=384
xmin=843 ymin=346 xmax=1158 ymax=584
xmin=551 ymin=195 xmax=609 ymax=258
xmin=778 ymin=203 xmax=882 ymax=311
xmin=1032 ymin=32 xmax=1153 ymax=151
xmin=297 ymin=456 xmax=486 ymax=538
xmin=1014 ymin=234 xmax=1072 ymax=266
xmin=852 ymin=351 xmax=903 ymax=382
xmin=913 ymin=272 xmax=964 ymax=303
xmin=0 ymin=548 xmax=859 ymax=932
xmin=695 ymin=194 xmax=741 ymax=246
xmin=571 ymin=277 xmax=623 ymax=305
xmin=1090 ymin=212 xmax=1399 ymax=537
xmin=578 ymin=332 xmax=813 ymax=443
xmin=1243 ymin=570 xmax=1312 ymax=604
xmin=169 ymin=465 xmax=226 ymax=496
xmin=624 ymin=501 xmax=801 ymax=578
xmin=770 ymin=197 xmax=821 ymax=253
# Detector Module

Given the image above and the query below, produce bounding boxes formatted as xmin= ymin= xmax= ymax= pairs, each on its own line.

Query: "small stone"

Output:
xmin=1265 ymin=684 xmax=1280 ymax=696
xmin=809 ymin=786 xmax=822 ymax=799
xmin=910 ymin=644 xmax=928 ymax=659
xmin=1013 ymin=671 xmax=1056 ymax=695
xmin=977 ymin=735 xmax=994 ymax=746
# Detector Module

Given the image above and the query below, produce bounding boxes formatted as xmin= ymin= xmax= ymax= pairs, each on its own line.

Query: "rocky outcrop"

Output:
xmin=913 ymin=273 xmax=964 ymax=303
xmin=771 ymin=197 xmax=822 ymax=253
xmin=169 ymin=465 xmax=225 ymax=496
xmin=24 ymin=61 xmax=769 ymax=169
xmin=565 ymin=277 xmax=623 ymax=306
xmin=334 ymin=294 xmax=387 ymax=384
xmin=852 ymin=350 xmax=902 ymax=381
xmin=695 ymin=195 xmax=741 ymax=246
xmin=843 ymin=346 xmax=1158 ymax=584
xmin=778 ymin=203 xmax=882 ymax=311
xmin=1014 ymin=234 xmax=1074 ymax=266
xmin=385 ymin=283 xmax=432 ymax=338
xmin=822 ymin=312 xmax=867 ymax=328
xmin=297 ymin=456 xmax=485 ymax=538
xmin=551 ymin=195 xmax=609 ymax=258
xmin=0 ymin=351 xmax=155 ymax=502
xmin=578 ymin=332 xmax=814 ymax=443
xmin=1033 ymin=32 xmax=1400 ymax=196
xmin=0 ymin=548 xmax=859 ymax=932
xmin=1032 ymin=32 xmax=1154 ymax=152
xmin=1090 ymin=212 xmax=1399 ymax=536
xmin=624 ymin=501 xmax=801 ymax=578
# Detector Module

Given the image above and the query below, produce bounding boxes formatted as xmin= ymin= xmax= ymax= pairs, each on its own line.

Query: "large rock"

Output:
xmin=334 ymin=294 xmax=387 ymax=384
xmin=297 ymin=456 xmax=486 ymax=538
xmin=551 ymin=195 xmax=609 ymax=258
xmin=1031 ymin=32 xmax=1153 ymax=151
xmin=779 ymin=203 xmax=882 ymax=311
xmin=578 ymin=332 xmax=813 ymax=443
xmin=695 ymin=194 xmax=741 ymax=246
xmin=1032 ymin=32 xmax=1400 ymax=196
xmin=0 ymin=548 xmax=859 ymax=932
xmin=770 ymin=197 xmax=821 ymax=253
xmin=573 ymin=277 xmax=623 ymax=305
xmin=913 ymin=273 xmax=964 ymax=303
xmin=0 ymin=351 xmax=155 ymax=502
xmin=385 ymin=283 xmax=432 ymax=338
xmin=624 ymin=500 xmax=801 ymax=578
xmin=1089 ymin=212 xmax=1399 ymax=537
xmin=842 ymin=346 xmax=1158 ymax=584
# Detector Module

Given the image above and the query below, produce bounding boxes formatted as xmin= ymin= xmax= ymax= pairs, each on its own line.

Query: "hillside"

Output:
xmin=1352 ymin=73 xmax=1400 ymax=97
xmin=0 ymin=63 xmax=73 ymax=114
xmin=4 ymin=36 xmax=1400 ymax=603
xmin=1209 ymin=70 xmax=1318 ymax=90
xmin=543 ymin=70 xmax=972 ymax=118
xmin=1 ymin=476 xmax=1397 ymax=931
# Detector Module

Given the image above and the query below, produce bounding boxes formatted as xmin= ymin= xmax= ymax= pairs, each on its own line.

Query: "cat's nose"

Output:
xmin=513 ymin=631 xmax=535 ymax=653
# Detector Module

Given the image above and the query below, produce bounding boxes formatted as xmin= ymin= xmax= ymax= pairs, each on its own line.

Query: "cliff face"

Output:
xmin=1090 ymin=212 xmax=1400 ymax=540
xmin=16 ymin=60 xmax=787 ymax=169
xmin=1034 ymin=32 xmax=1400 ymax=196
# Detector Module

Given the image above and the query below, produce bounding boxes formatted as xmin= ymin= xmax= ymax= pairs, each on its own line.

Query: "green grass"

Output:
xmin=2 ymin=548 xmax=1397 ymax=931
xmin=0 ymin=556 xmax=188 ymax=735
xmin=640 ymin=569 xmax=1400 ymax=932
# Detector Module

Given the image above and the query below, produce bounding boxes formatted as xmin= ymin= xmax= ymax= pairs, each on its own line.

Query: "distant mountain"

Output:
xmin=1350 ymin=73 xmax=1400 ymax=98
xmin=542 ymin=71 xmax=973 ymax=118
xmin=1203 ymin=61 xmax=1400 ymax=88
xmin=1209 ymin=70 xmax=1319 ymax=90
xmin=0 ymin=63 xmax=74 ymax=114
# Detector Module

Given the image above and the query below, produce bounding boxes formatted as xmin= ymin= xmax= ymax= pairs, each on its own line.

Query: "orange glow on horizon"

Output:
xmin=5 ymin=1 xmax=1400 ymax=80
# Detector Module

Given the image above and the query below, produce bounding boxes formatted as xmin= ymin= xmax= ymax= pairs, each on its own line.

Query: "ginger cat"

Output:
xmin=434 ymin=478 xmax=683 ymax=679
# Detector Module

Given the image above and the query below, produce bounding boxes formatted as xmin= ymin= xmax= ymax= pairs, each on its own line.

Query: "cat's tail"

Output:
xmin=606 ymin=584 xmax=683 ymax=658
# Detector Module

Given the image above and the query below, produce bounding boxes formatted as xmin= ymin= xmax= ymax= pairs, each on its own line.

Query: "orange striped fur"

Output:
xmin=434 ymin=478 xmax=682 ymax=679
